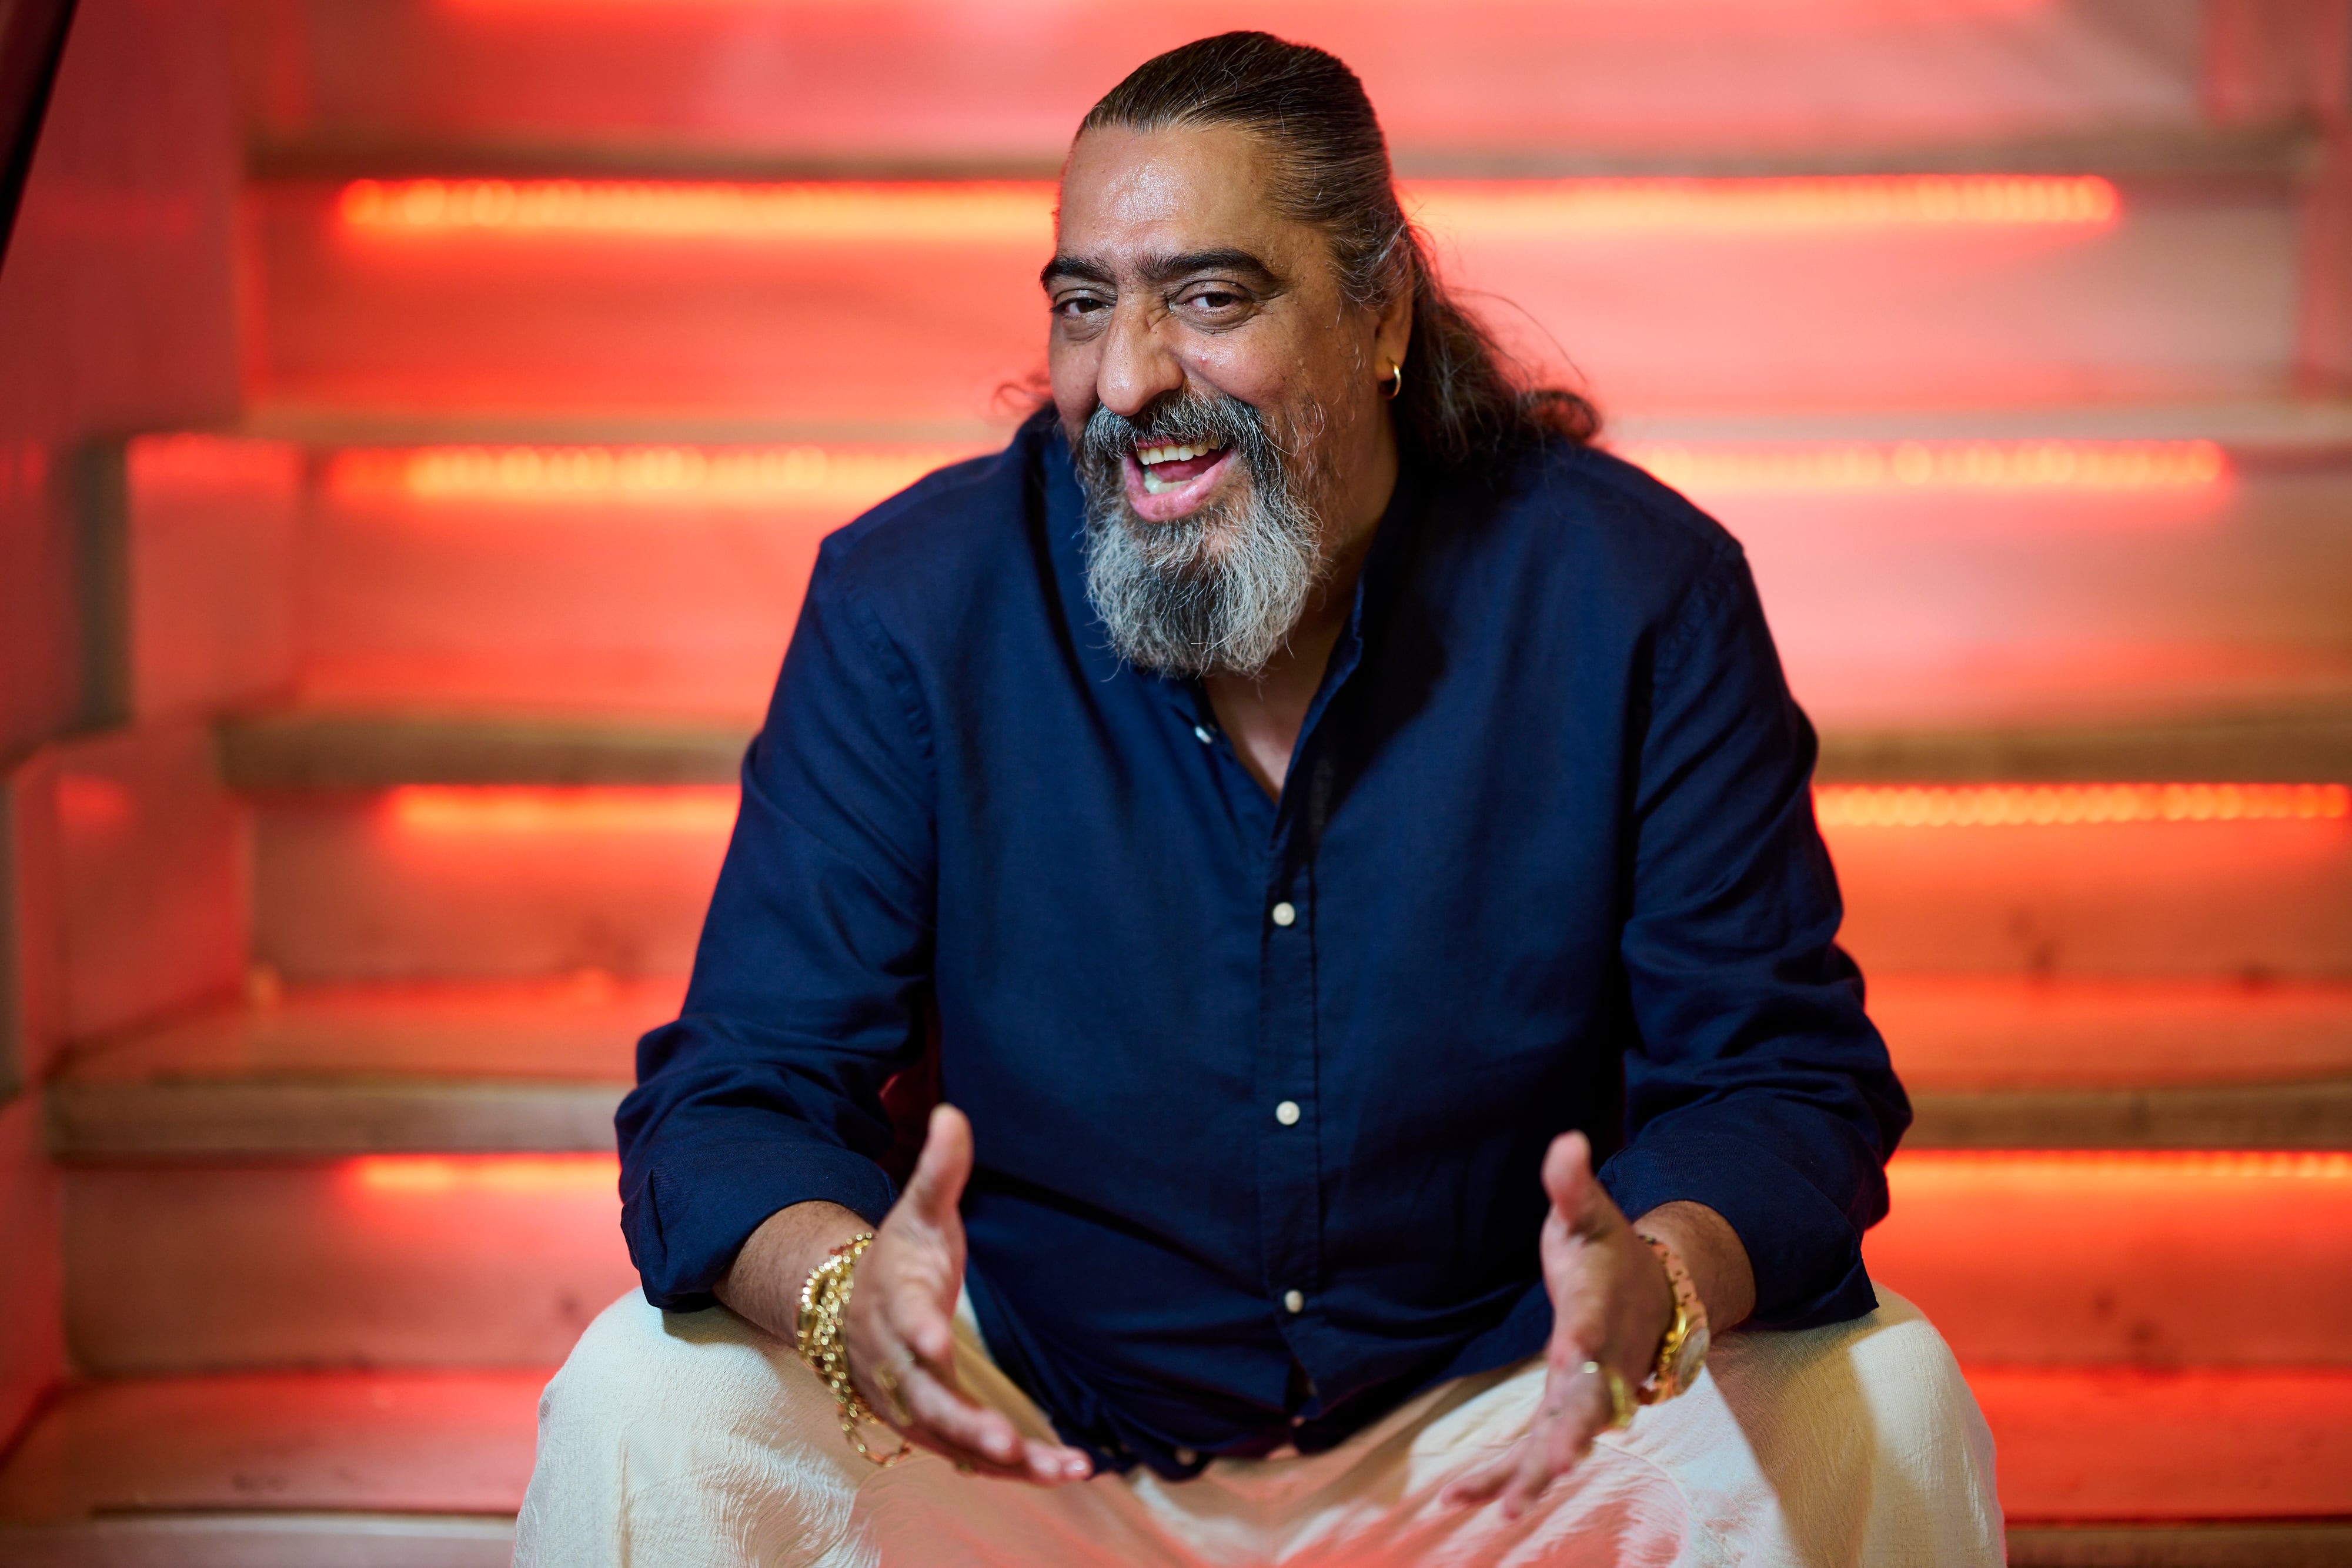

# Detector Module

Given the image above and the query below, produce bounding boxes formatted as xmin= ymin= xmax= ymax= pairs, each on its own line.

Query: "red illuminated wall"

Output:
xmin=0 ymin=0 xmax=2348 ymax=1548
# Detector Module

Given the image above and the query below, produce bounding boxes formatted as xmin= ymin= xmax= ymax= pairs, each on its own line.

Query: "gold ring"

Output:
xmin=1579 ymin=1359 xmax=1635 ymax=1430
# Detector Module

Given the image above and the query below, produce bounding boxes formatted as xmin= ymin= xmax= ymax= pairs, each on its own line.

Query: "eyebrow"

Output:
xmin=1040 ymin=248 xmax=1285 ymax=290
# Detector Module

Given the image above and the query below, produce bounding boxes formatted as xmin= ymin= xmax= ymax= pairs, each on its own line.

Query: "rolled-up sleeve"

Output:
xmin=616 ymin=540 xmax=936 ymax=1311
xmin=1596 ymin=544 xmax=1910 ymax=1329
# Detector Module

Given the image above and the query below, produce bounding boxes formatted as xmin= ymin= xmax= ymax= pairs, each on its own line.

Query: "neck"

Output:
xmin=1203 ymin=426 xmax=1399 ymax=798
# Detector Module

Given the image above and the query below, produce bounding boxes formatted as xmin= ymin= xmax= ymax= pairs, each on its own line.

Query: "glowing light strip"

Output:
xmin=1892 ymin=1148 xmax=2352 ymax=1181
xmin=389 ymin=785 xmax=739 ymax=834
xmin=329 ymin=444 xmax=973 ymax=509
xmin=1622 ymin=439 xmax=2226 ymax=493
xmin=1817 ymin=783 xmax=2350 ymax=828
xmin=1412 ymin=175 xmax=2117 ymax=233
xmin=338 ymin=178 xmax=1054 ymax=241
xmin=349 ymin=1154 xmax=618 ymax=1195
xmin=338 ymin=173 xmax=2120 ymax=242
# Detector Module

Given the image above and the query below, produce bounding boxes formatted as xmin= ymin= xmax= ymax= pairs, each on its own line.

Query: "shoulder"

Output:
xmin=815 ymin=417 xmax=1051 ymax=601
xmin=1423 ymin=436 xmax=1748 ymax=637
xmin=1501 ymin=436 xmax=1743 ymax=582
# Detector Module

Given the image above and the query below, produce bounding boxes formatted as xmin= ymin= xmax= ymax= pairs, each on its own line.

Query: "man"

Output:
xmin=520 ymin=32 xmax=2000 ymax=1567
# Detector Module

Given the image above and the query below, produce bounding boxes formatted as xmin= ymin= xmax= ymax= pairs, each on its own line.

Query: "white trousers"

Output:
xmin=516 ymin=1286 xmax=2002 ymax=1567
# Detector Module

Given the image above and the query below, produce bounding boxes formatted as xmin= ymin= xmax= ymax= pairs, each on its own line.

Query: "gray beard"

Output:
xmin=1073 ymin=393 xmax=1327 ymax=680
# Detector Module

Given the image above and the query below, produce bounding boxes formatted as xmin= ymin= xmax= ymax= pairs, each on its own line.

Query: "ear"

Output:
xmin=1372 ymin=260 xmax=1415 ymax=380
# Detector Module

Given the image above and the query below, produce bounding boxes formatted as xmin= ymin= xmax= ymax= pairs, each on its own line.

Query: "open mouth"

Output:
xmin=1123 ymin=440 xmax=1237 ymax=521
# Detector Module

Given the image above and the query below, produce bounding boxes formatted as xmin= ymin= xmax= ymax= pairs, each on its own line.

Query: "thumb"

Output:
xmin=1542 ymin=1131 xmax=1611 ymax=1233
xmin=903 ymin=1102 xmax=973 ymax=1229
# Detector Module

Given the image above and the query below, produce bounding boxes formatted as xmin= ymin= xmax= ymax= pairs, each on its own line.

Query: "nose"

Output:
xmin=1094 ymin=301 xmax=1187 ymax=422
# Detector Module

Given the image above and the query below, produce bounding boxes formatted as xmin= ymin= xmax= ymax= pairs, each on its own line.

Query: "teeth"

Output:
xmin=1138 ymin=442 xmax=1214 ymax=466
xmin=1141 ymin=471 xmax=1172 ymax=494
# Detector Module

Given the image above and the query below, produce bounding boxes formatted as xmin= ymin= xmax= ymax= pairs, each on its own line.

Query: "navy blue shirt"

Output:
xmin=619 ymin=413 xmax=1909 ymax=1477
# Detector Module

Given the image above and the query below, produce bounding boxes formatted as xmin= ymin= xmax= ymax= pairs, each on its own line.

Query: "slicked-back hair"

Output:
xmin=1079 ymin=31 xmax=1599 ymax=468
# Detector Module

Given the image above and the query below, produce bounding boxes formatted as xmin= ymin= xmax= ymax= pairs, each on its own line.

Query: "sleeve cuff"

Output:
xmin=1599 ymin=1124 xmax=1880 ymax=1329
xmin=622 ymin=1134 xmax=902 ymax=1312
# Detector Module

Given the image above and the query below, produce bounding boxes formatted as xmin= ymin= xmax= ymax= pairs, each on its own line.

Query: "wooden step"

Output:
xmin=236 ymin=780 xmax=2351 ymax=981
xmin=61 ymin=1156 xmax=633 ymax=1372
xmin=1866 ymin=1151 xmax=2352 ymax=1366
xmin=2004 ymin=1523 xmax=2352 ymax=1568
xmin=251 ymin=789 xmax=731 ymax=981
xmin=135 ymin=417 xmax=2352 ymax=723
xmin=218 ymin=711 xmax=747 ymax=790
xmin=45 ymin=977 xmax=669 ymax=1158
xmin=1977 ymin=1365 xmax=2352 ymax=1522
xmin=215 ymin=706 xmax=2352 ymax=796
xmin=0 ymin=1514 xmax=513 ymax=1568
xmin=249 ymin=169 xmax=2298 ymax=430
xmin=1 ymin=1365 xmax=2344 ymax=1554
xmin=239 ymin=0 xmax=2257 ymax=173
xmin=44 ymin=1145 xmax=2352 ymax=1373
xmin=44 ymin=975 xmax=2352 ymax=1159
xmin=0 ymin=1372 xmax=543 ymax=1524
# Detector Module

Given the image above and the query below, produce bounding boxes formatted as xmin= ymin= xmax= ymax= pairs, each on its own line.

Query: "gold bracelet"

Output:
xmin=795 ymin=1233 xmax=912 ymax=1468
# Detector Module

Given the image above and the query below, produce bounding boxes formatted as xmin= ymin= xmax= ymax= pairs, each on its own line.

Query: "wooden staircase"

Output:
xmin=4 ymin=1 xmax=2351 ymax=1561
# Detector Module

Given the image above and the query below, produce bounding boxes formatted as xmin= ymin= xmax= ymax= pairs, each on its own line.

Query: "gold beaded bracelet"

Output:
xmin=795 ymin=1233 xmax=913 ymax=1467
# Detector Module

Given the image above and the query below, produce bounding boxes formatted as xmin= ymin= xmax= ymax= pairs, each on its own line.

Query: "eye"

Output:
xmin=1051 ymin=292 xmax=1111 ymax=337
xmin=1176 ymin=283 xmax=1255 ymax=322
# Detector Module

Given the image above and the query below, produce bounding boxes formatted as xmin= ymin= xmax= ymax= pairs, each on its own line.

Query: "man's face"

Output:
xmin=1045 ymin=123 xmax=1401 ymax=677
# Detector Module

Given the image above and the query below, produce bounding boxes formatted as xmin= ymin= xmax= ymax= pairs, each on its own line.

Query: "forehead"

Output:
xmin=1056 ymin=123 xmax=1304 ymax=265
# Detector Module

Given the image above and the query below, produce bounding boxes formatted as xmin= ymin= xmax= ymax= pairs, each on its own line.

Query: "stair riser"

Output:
xmin=252 ymin=793 xmax=730 ymax=980
xmin=65 ymin=1162 xmax=633 ymax=1373
xmin=58 ymin=1152 xmax=2352 ymax=1372
xmin=263 ymin=453 xmax=2352 ymax=726
xmin=253 ymin=179 xmax=2294 ymax=424
xmin=249 ymin=790 xmax=2352 ymax=981
xmin=254 ymin=0 xmax=2216 ymax=164
xmin=1833 ymin=814 xmax=2352 ymax=975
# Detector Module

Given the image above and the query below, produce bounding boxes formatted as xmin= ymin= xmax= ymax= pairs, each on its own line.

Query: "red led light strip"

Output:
xmin=1816 ymin=783 xmax=2350 ymax=828
xmin=333 ymin=439 xmax=2222 ymax=507
xmin=389 ymin=785 xmax=740 ymax=834
xmin=338 ymin=173 xmax=2120 ymax=241
xmin=349 ymin=1154 xmax=618 ymax=1195
xmin=329 ymin=444 xmax=976 ymax=509
xmin=382 ymin=784 xmax=2347 ymax=838
xmin=1621 ymin=439 xmax=2225 ymax=492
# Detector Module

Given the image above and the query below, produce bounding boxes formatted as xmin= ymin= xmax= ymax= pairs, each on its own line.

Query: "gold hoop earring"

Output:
xmin=1382 ymin=363 xmax=1404 ymax=400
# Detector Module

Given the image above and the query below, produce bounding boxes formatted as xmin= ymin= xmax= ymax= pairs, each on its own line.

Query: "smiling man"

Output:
xmin=519 ymin=33 xmax=2001 ymax=1568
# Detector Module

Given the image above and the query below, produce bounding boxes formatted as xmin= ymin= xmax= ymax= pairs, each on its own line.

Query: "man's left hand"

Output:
xmin=1440 ymin=1131 xmax=1673 ymax=1519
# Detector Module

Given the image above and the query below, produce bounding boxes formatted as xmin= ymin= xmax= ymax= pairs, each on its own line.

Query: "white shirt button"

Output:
xmin=1173 ymin=1446 xmax=1198 ymax=1466
xmin=1275 ymin=1099 xmax=1301 ymax=1126
xmin=1283 ymin=1289 xmax=1305 ymax=1314
xmin=1192 ymin=725 xmax=1213 ymax=744
xmin=1270 ymin=901 xmax=1297 ymax=927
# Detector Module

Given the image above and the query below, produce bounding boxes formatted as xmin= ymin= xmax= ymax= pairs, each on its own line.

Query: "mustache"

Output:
xmin=1077 ymin=389 xmax=1268 ymax=474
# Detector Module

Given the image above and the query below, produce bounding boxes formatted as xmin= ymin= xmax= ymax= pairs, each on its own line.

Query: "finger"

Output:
xmin=1541 ymin=1131 xmax=1620 ymax=1238
xmin=904 ymin=1103 xmax=974 ymax=1232
xmin=1018 ymin=1435 xmax=1095 ymax=1486
xmin=897 ymin=1357 xmax=1036 ymax=1473
xmin=1439 ymin=1442 xmax=1523 ymax=1507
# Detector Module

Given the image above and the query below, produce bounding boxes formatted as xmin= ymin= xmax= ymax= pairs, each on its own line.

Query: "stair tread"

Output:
xmin=213 ymin=703 xmax=2352 ymax=792
xmin=218 ymin=710 xmax=754 ymax=790
xmin=221 ymin=393 xmax=2352 ymax=453
xmin=44 ymin=977 xmax=2352 ymax=1157
xmin=1 ymin=1365 xmax=2344 ymax=1526
xmin=0 ymin=1371 xmax=547 ymax=1524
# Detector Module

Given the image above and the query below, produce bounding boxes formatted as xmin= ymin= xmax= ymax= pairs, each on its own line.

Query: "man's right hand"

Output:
xmin=717 ymin=1104 xmax=1094 ymax=1486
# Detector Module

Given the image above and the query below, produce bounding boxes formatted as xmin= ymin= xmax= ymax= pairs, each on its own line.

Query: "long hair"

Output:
xmin=1078 ymin=31 xmax=1600 ymax=467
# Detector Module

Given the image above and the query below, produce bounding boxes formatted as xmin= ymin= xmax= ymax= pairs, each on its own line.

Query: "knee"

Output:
xmin=539 ymin=1290 xmax=793 ymax=1450
xmin=523 ymin=1292 xmax=866 ymax=1567
xmin=1841 ymin=1289 xmax=1994 ymax=1464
